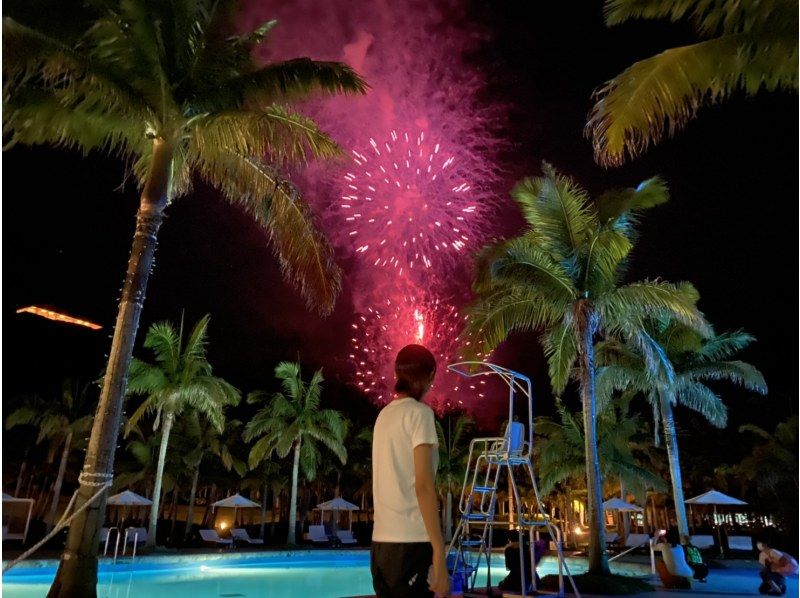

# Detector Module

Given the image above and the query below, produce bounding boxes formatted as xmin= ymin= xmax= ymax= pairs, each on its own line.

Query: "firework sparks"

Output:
xmin=348 ymin=294 xmax=488 ymax=414
xmin=341 ymin=130 xmax=481 ymax=275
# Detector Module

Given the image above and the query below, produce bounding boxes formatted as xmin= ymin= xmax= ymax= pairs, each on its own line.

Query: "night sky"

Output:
xmin=3 ymin=1 xmax=797 ymax=469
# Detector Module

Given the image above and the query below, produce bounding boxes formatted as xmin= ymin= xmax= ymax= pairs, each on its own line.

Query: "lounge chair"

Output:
xmin=624 ymin=533 xmax=651 ymax=550
xmin=728 ymin=536 xmax=753 ymax=552
xmin=308 ymin=524 xmax=331 ymax=544
xmin=232 ymin=528 xmax=264 ymax=545
xmin=199 ymin=529 xmax=233 ymax=546
xmin=336 ymin=530 xmax=357 ymax=545
xmin=98 ymin=527 xmax=110 ymax=544
xmin=605 ymin=532 xmax=620 ymax=547
xmin=125 ymin=527 xmax=147 ymax=545
xmin=691 ymin=534 xmax=715 ymax=550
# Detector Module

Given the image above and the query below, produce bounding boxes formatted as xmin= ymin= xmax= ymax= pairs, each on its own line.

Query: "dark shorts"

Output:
xmin=371 ymin=541 xmax=434 ymax=597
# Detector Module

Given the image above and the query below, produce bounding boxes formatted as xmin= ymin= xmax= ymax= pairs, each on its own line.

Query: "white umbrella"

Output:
xmin=603 ymin=498 xmax=643 ymax=512
xmin=315 ymin=497 xmax=359 ymax=531
xmin=106 ymin=490 xmax=152 ymax=529
xmin=686 ymin=489 xmax=747 ymax=556
xmin=212 ymin=493 xmax=261 ymax=528
xmin=107 ymin=490 xmax=153 ymax=506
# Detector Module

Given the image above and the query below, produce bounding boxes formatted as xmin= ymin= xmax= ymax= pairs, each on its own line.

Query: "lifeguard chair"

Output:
xmin=445 ymin=362 xmax=579 ymax=597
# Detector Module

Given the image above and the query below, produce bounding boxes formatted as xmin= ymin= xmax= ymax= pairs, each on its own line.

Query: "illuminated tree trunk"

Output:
xmin=46 ymin=431 xmax=73 ymax=532
xmin=48 ymin=138 xmax=174 ymax=597
xmin=661 ymin=394 xmax=690 ymax=539
xmin=576 ymin=301 xmax=610 ymax=575
xmin=148 ymin=412 xmax=175 ymax=548
xmin=287 ymin=440 xmax=301 ymax=545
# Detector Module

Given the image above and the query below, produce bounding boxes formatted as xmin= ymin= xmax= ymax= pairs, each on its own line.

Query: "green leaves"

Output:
xmin=589 ymin=0 xmax=798 ymax=166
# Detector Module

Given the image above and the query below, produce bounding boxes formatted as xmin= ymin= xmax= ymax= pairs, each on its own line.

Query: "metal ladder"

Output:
xmin=446 ymin=362 xmax=580 ymax=598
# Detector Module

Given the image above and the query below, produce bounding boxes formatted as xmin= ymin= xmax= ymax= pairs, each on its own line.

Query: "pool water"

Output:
xmin=2 ymin=550 xmax=584 ymax=598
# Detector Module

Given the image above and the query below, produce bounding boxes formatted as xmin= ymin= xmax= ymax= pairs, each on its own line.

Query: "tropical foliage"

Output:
xmin=587 ymin=0 xmax=799 ymax=166
xmin=466 ymin=162 xmax=707 ymax=573
xmin=435 ymin=413 xmax=474 ymax=541
xmin=597 ymin=321 xmax=767 ymax=536
xmin=3 ymin=1 xmax=365 ymax=590
xmin=126 ymin=314 xmax=240 ymax=546
xmin=243 ymin=362 xmax=348 ymax=544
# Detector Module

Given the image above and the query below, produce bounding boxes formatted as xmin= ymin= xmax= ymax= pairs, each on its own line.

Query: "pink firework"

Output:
xmin=342 ymin=129 xmax=482 ymax=275
xmin=349 ymin=293 xmax=489 ymax=414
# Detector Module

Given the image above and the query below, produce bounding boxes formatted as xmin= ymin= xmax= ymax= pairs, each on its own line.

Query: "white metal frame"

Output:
xmin=445 ymin=361 xmax=580 ymax=598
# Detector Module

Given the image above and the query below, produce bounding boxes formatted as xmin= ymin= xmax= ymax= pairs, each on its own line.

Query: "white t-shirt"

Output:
xmin=372 ymin=397 xmax=439 ymax=542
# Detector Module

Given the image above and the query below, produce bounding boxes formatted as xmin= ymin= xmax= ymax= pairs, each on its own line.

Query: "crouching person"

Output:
xmin=757 ymin=537 xmax=798 ymax=596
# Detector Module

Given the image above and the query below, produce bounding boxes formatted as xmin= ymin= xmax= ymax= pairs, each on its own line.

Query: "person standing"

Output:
xmin=371 ymin=344 xmax=450 ymax=597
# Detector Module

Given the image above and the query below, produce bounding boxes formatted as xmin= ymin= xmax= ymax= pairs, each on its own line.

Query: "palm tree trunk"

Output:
xmin=170 ymin=487 xmax=180 ymax=541
xmin=287 ymin=440 xmax=301 ymax=545
xmin=148 ymin=412 xmax=175 ymax=548
xmin=184 ymin=465 xmax=200 ymax=541
xmin=576 ymin=302 xmax=610 ymax=575
xmin=660 ymin=394 xmax=690 ymax=539
xmin=259 ymin=482 xmax=268 ymax=539
xmin=619 ymin=479 xmax=630 ymax=541
xmin=48 ymin=137 xmax=174 ymax=598
xmin=271 ymin=490 xmax=280 ymax=537
xmin=46 ymin=431 xmax=73 ymax=532
xmin=14 ymin=461 xmax=27 ymax=497
xmin=445 ymin=491 xmax=453 ymax=542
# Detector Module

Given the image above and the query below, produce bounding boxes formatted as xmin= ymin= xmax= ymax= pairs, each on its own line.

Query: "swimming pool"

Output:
xmin=1 ymin=550 xmax=644 ymax=597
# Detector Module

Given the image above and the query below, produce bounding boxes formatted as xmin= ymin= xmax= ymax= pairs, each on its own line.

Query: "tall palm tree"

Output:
xmin=597 ymin=322 xmax=767 ymax=538
xmin=244 ymin=362 xmax=348 ymax=545
xmin=435 ymin=414 xmax=473 ymax=541
xmin=587 ymin=0 xmax=798 ymax=166
xmin=466 ymin=163 xmax=708 ymax=574
xmin=125 ymin=314 xmax=240 ymax=547
xmin=5 ymin=380 xmax=94 ymax=531
xmin=4 ymin=2 xmax=366 ymax=592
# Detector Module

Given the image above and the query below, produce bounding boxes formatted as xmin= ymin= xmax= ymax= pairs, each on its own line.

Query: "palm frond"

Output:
xmin=127 ymin=358 xmax=169 ymax=395
xmin=696 ymin=330 xmax=755 ymax=361
xmin=541 ymin=320 xmax=578 ymax=395
xmin=512 ymin=164 xmax=597 ymax=261
xmin=587 ymin=33 xmax=798 ymax=166
xmin=681 ymin=360 xmax=767 ymax=394
xmin=673 ymin=382 xmax=727 ymax=427
xmin=491 ymin=237 xmax=577 ymax=298
xmin=196 ymin=149 xmax=342 ymax=314
xmin=143 ymin=321 xmax=181 ymax=371
xmin=5 ymin=406 xmax=40 ymax=430
xmin=593 ymin=177 xmax=669 ymax=224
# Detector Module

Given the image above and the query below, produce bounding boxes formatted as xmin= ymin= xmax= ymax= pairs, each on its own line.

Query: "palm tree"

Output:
xmin=5 ymin=380 xmax=94 ymax=532
xmin=125 ymin=314 xmax=240 ymax=547
xmin=586 ymin=0 xmax=798 ymax=166
xmin=597 ymin=322 xmax=767 ymax=538
xmin=466 ymin=163 xmax=708 ymax=574
xmin=435 ymin=413 xmax=473 ymax=541
xmin=182 ymin=415 xmax=247 ymax=540
xmin=244 ymin=362 xmax=348 ymax=545
xmin=4 ymin=3 xmax=366 ymax=592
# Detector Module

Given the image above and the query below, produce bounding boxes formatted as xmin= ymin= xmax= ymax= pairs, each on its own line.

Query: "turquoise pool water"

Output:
xmin=2 ymin=550 xmax=612 ymax=597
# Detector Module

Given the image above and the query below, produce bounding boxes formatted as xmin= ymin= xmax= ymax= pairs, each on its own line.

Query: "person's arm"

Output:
xmin=414 ymin=443 xmax=449 ymax=595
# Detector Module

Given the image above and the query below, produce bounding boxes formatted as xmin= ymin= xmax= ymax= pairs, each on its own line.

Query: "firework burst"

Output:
xmin=341 ymin=129 xmax=484 ymax=276
xmin=348 ymin=292 xmax=489 ymax=414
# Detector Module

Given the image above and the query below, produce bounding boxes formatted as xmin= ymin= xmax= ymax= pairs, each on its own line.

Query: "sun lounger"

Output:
xmin=125 ymin=527 xmax=147 ymax=544
xmin=624 ymin=533 xmax=651 ymax=549
xmin=728 ymin=535 xmax=753 ymax=552
xmin=199 ymin=529 xmax=233 ymax=545
xmin=336 ymin=530 xmax=357 ymax=545
xmin=232 ymin=528 xmax=264 ymax=545
xmin=308 ymin=524 xmax=331 ymax=544
xmin=606 ymin=532 xmax=620 ymax=544
xmin=99 ymin=527 xmax=110 ymax=544
xmin=691 ymin=534 xmax=715 ymax=550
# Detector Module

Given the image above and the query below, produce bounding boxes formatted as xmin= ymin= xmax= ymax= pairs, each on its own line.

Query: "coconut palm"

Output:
xmin=125 ymin=314 xmax=240 ymax=547
xmin=466 ymin=162 xmax=708 ymax=574
xmin=587 ymin=0 xmax=798 ymax=166
xmin=5 ymin=380 xmax=94 ymax=531
xmin=597 ymin=322 xmax=767 ymax=538
xmin=244 ymin=362 xmax=347 ymax=545
xmin=4 ymin=2 xmax=366 ymax=591
xmin=435 ymin=413 xmax=473 ymax=541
